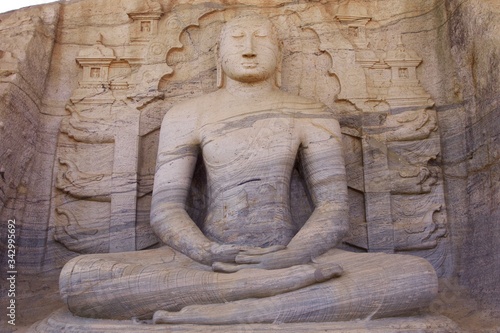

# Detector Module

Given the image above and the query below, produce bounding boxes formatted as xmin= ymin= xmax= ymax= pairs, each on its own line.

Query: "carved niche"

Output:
xmin=52 ymin=1 xmax=449 ymax=275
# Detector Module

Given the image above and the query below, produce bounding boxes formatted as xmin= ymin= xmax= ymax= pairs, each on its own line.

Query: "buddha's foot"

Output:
xmin=153 ymin=303 xmax=258 ymax=325
xmin=313 ymin=262 xmax=343 ymax=282
xmin=153 ymin=309 xmax=190 ymax=325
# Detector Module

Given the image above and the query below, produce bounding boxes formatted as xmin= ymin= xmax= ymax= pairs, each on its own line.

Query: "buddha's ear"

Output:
xmin=275 ymin=40 xmax=283 ymax=88
xmin=216 ymin=43 xmax=224 ymax=88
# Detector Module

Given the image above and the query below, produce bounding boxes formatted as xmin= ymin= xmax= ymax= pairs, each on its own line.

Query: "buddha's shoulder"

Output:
xmin=165 ymin=89 xmax=332 ymax=118
xmin=276 ymin=92 xmax=340 ymax=130
xmin=276 ymin=91 xmax=330 ymax=113
xmin=164 ymin=92 xmax=218 ymax=121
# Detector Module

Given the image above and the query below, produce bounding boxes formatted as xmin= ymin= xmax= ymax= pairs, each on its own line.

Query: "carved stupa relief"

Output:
xmin=384 ymin=36 xmax=434 ymax=108
xmin=51 ymin=1 xmax=449 ymax=276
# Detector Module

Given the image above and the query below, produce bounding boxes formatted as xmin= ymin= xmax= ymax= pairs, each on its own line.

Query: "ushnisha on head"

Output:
xmin=216 ymin=14 xmax=283 ymax=88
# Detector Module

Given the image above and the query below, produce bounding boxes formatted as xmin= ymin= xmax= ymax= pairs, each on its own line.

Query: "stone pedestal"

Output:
xmin=30 ymin=308 xmax=461 ymax=333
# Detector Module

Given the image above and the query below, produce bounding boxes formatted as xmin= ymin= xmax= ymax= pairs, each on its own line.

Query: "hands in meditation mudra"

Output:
xmin=59 ymin=15 xmax=437 ymax=324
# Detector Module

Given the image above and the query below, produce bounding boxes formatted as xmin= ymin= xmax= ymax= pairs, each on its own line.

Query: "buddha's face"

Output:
xmin=219 ymin=17 xmax=280 ymax=84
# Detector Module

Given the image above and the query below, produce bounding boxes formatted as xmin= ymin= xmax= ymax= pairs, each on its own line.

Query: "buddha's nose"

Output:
xmin=242 ymin=37 xmax=256 ymax=57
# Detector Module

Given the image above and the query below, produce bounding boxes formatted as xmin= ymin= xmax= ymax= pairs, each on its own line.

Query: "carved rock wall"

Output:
xmin=0 ymin=0 xmax=499 ymax=328
xmin=0 ymin=2 xmax=60 ymax=266
xmin=440 ymin=0 xmax=500 ymax=308
xmin=0 ymin=3 xmax=62 ymax=325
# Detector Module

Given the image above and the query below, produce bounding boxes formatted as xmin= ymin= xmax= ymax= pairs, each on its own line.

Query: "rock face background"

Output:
xmin=0 ymin=0 xmax=499 ymax=330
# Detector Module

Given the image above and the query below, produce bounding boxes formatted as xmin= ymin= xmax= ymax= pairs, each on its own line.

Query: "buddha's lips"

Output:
xmin=241 ymin=62 xmax=259 ymax=68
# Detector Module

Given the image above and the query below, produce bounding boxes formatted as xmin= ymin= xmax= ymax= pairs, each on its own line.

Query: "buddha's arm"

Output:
xmin=286 ymin=115 xmax=349 ymax=257
xmin=151 ymin=107 xmax=245 ymax=265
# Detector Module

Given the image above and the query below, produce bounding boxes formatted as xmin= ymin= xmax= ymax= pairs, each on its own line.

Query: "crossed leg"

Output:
xmin=153 ymin=249 xmax=438 ymax=324
xmin=60 ymin=246 xmax=343 ymax=320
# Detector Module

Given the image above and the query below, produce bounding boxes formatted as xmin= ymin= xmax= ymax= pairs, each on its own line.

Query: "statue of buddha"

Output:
xmin=59 ymin=14 xmax=437 ymax=325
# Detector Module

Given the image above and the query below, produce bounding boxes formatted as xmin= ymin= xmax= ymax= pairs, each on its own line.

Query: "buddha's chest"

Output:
xmin=200 ymin=114 xmax=300 ymax=169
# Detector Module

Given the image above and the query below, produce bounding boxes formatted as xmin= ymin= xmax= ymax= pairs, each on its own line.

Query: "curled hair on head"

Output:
xmin=215 ymin=14 xmax=283 ymax=88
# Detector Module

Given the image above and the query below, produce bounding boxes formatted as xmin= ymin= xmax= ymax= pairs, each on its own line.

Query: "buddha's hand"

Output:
xmin=207 ymin=243 xmax=285 ymax=265
xmin=212 ymin=247 xmax=310 ymax=272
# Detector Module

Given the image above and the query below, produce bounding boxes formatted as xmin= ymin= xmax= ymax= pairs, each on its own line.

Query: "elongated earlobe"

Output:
xmin=216 ymin=43 xmax=224 ymax=88
xmin=275 ymin=64 xmax=282 ymax=88
xmin=217 ymin=62 xmax=223 ymax=88
xmin=275 ymin=41 xmax=283 ymax=88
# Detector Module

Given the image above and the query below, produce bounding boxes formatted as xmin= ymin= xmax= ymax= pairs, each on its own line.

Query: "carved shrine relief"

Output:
xmin=128 ymin=0 xmax=164 ymax=43
xmin=76 ymin=34 xmax=114 ymax=85
xmin=52 ymin=2 xmax=449 ymax=275
xmin=384 ymin=36 xmax=433 ymax=108
xmin=72 ymin=34 xmax=120 ymax=103
xmin=335 ymin=1 xmax=371 ymax=49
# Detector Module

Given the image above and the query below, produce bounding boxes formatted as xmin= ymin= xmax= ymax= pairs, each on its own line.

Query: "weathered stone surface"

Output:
xmin=0 ymin=0 xmax=498 ymax=331
xmin=0 ymin=3 xmax=64 ymax=327
xmin=440 ymin=0 xmax=500 ymax=311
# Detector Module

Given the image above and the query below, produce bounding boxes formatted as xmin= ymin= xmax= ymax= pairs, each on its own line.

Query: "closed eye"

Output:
xmin=231 ymin=31 xmax=245 ymax=38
